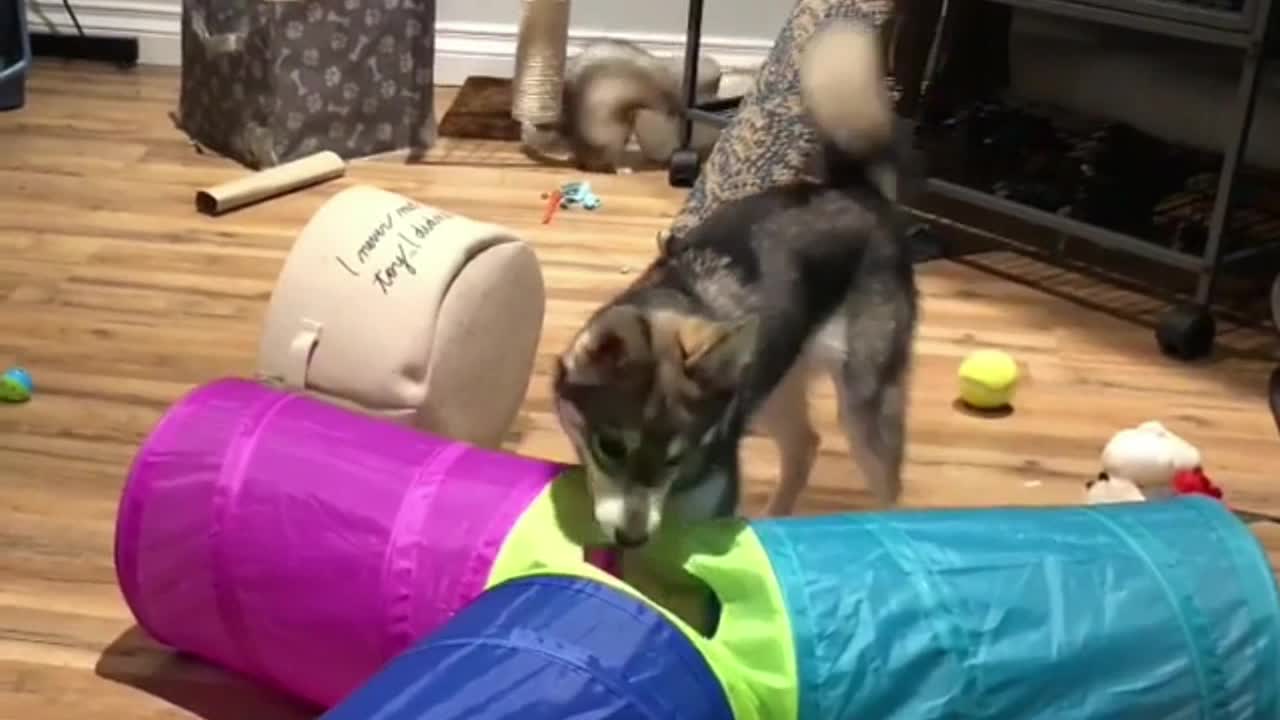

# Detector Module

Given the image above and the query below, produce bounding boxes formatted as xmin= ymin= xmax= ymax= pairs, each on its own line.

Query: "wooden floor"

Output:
xmin=3 ymin=61 xmax=1280 ymax=718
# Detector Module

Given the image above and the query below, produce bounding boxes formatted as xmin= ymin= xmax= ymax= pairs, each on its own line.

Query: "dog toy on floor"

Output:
xmin=1085 ymin=421 xmax=1220 ymax=504
xmin=541 ymin=188 xmax=563 ymax=224
xmin=1171 ymin=467 xmax=1224 ymax=499
xmin=956 ymin=349 xmax=1019 ymax=410
xmin=559 ymin=181 xmax=601 ymax=210
xmin=0 ymin=367 xmax=32 ymax=403
xmin=540 ymin=181 xmax=601 ymax=224
xmin=1086 ymin=467 xmax=1224 ymax=504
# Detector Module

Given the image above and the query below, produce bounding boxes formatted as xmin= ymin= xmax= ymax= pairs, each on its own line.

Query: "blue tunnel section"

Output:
xmin=751 ymin=496 xmax=1280 ymax=720
xmin=320 ymin=575 xmax=734 ymax=720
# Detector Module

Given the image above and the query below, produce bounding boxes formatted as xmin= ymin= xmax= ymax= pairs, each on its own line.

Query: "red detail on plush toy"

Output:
xmin=1171 ymin=468 xmax=1223 ymax=499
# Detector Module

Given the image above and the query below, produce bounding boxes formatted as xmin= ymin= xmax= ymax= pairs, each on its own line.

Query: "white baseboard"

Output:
xmin=27 ymin=0 xmax=181 ymax=66
xmin=25 ymin=2 xmax=769 ymax=85
xmin=434 ymin=21 xmax=770 ymax=84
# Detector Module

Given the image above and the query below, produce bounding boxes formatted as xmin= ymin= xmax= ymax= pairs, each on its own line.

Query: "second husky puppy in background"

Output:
xmin=552 ymin=21 xmax=917 ymax=547
xmin=524 ymin=39 xmax=718 ymax=172
xmin=562 ymin=40 xmax=680 ymax=172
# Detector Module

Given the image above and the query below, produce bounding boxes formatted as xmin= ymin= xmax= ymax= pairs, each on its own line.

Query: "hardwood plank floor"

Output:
xmin=2 ymin=60 xmax=1279 ymax=718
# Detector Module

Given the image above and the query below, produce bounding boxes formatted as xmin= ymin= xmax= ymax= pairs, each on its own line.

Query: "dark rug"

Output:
xmin=438 ymin=76 xmax=522 ymax=141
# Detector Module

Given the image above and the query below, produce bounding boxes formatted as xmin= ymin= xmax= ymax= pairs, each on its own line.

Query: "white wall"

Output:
xmin=433 ymin=0 xmax=786 ymax=81
xmin=26 ymin=0 xmax=785 ymax=81
xmin=438 ymin=0 xmax=791 ymax=41
xmin=26 ymin=0 xmax=181 ymax=65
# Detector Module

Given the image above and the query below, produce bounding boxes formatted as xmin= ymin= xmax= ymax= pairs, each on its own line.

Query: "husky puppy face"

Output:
xmin=552 ymin=304 xmax=756 ymax=547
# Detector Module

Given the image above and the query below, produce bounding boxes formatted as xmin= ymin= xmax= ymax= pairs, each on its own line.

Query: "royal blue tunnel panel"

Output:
xmin=750 ymin=496 xmax=1280 ymax=720
xmin=320 ymin=575 xmax=735 ymax=720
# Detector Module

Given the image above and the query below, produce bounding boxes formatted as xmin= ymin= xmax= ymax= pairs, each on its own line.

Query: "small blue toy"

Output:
xmin=559 ymin=181 xmax=601 ymax=211
xmin=1 ymin=367 xmax=32 ymax=403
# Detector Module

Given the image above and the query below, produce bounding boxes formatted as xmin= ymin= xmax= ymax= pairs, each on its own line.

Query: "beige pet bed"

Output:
xmin=256 ymin=184 xmax=545 ymax=449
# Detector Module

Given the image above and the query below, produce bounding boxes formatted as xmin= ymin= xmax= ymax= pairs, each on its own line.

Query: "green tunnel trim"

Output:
xmin=488 ymin=468 xmax=799 ymax=720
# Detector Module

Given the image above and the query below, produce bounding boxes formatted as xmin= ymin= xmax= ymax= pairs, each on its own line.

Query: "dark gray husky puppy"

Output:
xmin=552 ymin=21 xmax=917 ymax=547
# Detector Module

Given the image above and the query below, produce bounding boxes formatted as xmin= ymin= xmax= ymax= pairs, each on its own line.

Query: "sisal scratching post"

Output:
xmin=512 ymin=0 xmax=570 ymax=149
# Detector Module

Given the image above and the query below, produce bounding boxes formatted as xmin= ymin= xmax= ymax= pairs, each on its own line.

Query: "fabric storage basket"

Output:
xmin=176 ymin=0 xmax=437 ymax=168
xmin=256 ymin=184 xmax=545 ymax=449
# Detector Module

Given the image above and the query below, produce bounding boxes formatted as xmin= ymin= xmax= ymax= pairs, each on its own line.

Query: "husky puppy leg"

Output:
xmin=836 ymin=372 xmax=908 ymax=507
xmin=832 ymin=271 xmax=916 ymax=508
xmin=754 ymin=360 xmax=821 ymax=517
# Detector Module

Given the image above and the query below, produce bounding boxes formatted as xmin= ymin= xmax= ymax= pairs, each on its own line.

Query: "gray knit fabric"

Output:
xmin=668 ymin=0 xmax=892 ymax=236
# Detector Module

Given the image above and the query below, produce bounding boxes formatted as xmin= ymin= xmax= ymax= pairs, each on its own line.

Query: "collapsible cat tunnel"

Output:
xmin=319 ymin=575 xmax=734 ymax=720
xmin=113 ymin=378 xmax=614 ymax=708
xmin=116 ymin=379 xmax=1280 ymax=718
xmin=314 ymin=498 xmax=1280 ymax=719
xmin=742 ymin=502 xmax=1280 ymax=718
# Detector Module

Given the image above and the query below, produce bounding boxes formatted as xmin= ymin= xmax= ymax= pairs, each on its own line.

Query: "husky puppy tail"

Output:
xmin=799 ymin=21 xmax=898 ymax=195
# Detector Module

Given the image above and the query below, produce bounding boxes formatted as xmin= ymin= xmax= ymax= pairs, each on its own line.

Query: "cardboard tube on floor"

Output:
xmin=196 ymin=151 xmax=347 ymax=216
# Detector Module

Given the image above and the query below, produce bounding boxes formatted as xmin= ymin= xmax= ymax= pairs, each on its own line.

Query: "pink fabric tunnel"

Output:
xmin=113 ymin=378 xmax=578 ymax=708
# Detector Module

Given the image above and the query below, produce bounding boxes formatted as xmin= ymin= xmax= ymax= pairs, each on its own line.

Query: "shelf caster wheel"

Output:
xmin=668 ymin=149 xmax=701 ymax=188
xmin=1155 ymin=305 xmax=1215 ymax=361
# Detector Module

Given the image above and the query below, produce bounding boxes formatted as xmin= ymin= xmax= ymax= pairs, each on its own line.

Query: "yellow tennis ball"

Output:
xmin=957 ymin=349 xmax=1019 ymax=410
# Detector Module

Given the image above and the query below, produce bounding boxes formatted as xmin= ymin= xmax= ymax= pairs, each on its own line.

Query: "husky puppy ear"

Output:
xmin=676 ymin=316 xmax=758 ymax=389
xmin=560 ymin=306 xmax=652 ymax=385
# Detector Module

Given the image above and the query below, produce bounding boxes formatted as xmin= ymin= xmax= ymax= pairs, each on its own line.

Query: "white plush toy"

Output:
xmin=1086 ymin=421 xmax=1219 ymax=505
xmin=1084 ymin=475 xmax=1148 ymax=504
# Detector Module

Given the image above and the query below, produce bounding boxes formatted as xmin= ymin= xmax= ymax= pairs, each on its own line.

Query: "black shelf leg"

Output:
xmin=679 ymin=0 xmax=706 ymax=152
xmin=1193 ymin=18 xmax=1270 ymax=309
xmin=669 ymin=0 xmax=708 ymax=187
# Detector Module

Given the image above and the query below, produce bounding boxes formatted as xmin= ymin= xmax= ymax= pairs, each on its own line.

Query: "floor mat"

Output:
xmin=438 ymin=76 xmax=522 ymax=141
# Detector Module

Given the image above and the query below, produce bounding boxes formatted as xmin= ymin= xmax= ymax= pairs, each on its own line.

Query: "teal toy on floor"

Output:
xmin=559 ymin=181 xmax=600 ymax=210
xmin=1 ymin=367 xmax=32 ymax=402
